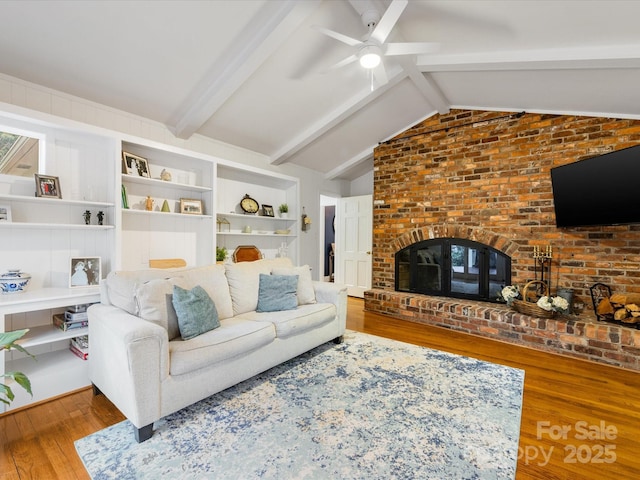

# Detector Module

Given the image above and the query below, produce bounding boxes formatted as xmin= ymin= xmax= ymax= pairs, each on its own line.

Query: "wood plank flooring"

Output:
xmin=2 ymin=297 xmax=639 ymax=479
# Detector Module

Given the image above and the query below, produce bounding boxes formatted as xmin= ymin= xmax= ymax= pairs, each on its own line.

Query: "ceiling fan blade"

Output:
xmin=372 ymin=62 xmax=388 ymax=86
xmin=385 ymin=42 xmax=440 ymax=56
xmin=328 ymin=54 xmax=359 ymax=71
xmin=370 ymin=0 xmax=408 ymax=44
xmin=312 ymin=25 xmax=361 ymax=47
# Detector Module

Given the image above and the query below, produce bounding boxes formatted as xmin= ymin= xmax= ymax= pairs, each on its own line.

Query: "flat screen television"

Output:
xmin=550 ymin=145 xmax=640 ymax=228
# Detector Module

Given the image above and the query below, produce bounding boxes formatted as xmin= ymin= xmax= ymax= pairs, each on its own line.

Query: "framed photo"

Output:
xmin=0 ymin=205 xmax=11 ymax=222
xmin=69 ymin=257 xmax=101 ymax=288
xmin=262 ymin=204 xmax=274 ymax=217
xmin=122 ymin=151 xmax=150 ymax=178
xmin=180 ymin=198 xmax=203 ymax=215
xmin=35 ymin=174 xmax=62 ymax=198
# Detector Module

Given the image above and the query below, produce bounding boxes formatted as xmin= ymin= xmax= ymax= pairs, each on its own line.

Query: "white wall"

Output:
xmin=0 ymin=72 xmax=352 ymax=278
xmin=349 ymin=169 xmax=374 ymax=196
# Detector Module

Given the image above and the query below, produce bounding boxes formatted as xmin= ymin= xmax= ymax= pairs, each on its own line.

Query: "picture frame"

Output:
xmin=122 ymin=151 xmax=150 ymax=178
xmin=69 ymin=256 xmax=101 ymax=288
xmin=34 ymin=174 xmax=62 ymax=198
xmin=262 ymin=204 xmax=274 ymax=217
xmin=180 ymin=198 xmax=203 ymax=215
xmin=0 ymin=205 xmax=11 ymax=222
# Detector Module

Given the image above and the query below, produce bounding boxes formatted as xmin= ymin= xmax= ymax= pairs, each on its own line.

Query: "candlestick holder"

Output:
xmin=532 ymin=245 xmax=553 ymax=295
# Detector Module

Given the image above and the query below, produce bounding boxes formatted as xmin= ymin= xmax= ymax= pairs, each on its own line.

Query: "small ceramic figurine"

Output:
xmin=97 ymin=211 xmax=104 ymax=225
xmin=160 ymin=169 xmax=172 ymax=181
xmin=83 ymin=210 xmax=91 ymax=225
xmin=145 ymin=196 xmax=154 ymax=211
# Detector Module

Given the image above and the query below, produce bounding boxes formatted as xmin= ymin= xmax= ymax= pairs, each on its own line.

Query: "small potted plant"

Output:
xmin=216 ymin=246 xmax=227 ymax=263
xmin=278 ymin=203 xmax=289 ymax=219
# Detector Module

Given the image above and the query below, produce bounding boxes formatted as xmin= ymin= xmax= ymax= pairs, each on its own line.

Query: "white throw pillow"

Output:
xmin=272 ymin=264 xmax=316 ymax=305
xmin=225 ymin=258 xmax=293 ymax=315
xmin=135 ymin=277 xmax=185 ymax=340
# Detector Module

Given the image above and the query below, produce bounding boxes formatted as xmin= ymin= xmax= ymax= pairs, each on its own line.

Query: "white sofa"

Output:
xmin=88 ymin=258 xmax=347 ymax=442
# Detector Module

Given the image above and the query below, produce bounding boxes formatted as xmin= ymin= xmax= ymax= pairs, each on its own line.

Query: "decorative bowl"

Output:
xmin=0 ymin=269 xmax=31 ymax=294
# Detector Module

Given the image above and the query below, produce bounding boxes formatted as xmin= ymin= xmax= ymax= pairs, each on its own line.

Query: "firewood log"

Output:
xmin=610 ymin=293 xmax=640 ymax=306
xmin=597 ymin=298 xmax=614 ymax=315
xmin=614 ymin=308 xmax=629 ymax=321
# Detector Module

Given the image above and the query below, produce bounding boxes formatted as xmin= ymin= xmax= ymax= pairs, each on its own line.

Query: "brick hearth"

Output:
xmin=365 ymin=289 xmax=640 ymax=371
xmin=365 ymin=109 xmax=640 ymax=371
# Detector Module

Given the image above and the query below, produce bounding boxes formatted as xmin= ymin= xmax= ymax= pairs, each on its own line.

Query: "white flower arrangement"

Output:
xmin=500 ymin=285 xmax=521 ymax=305
xmin=536 ymin=295 xmax=569 ymax=313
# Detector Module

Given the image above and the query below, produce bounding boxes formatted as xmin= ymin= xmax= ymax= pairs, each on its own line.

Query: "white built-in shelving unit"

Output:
xmin=0 ymin=103 xmax=300 ymax=412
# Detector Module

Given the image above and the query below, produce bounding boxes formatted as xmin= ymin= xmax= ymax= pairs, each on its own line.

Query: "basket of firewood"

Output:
xmin=595 ymin=292 xmax=640 ymax=324
xmin=512 ymin=280 xmax=557 ymax=318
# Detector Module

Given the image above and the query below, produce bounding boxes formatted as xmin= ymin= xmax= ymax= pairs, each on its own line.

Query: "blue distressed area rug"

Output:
xmin=75 ymin=331 xmax=524 ymax=479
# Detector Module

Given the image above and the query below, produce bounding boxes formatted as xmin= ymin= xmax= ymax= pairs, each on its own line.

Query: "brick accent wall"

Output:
xmin=366 ymin=109 xmax=640 ymax=370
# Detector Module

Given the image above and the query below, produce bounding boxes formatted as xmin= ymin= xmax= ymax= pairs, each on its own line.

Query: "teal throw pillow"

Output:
xmin=256 ymin=274 xmax=298 ymax=312
xmin=172 ymin=285 xmax=220 ymax=340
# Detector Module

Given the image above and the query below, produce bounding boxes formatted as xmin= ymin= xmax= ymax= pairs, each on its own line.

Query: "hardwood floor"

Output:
xmin=2 ymin=297 xmax=639 ymax=479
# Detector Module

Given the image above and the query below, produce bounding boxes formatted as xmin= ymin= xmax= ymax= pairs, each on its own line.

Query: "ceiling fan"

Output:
xmin=314 ymin=0 xmax=439 ymax=87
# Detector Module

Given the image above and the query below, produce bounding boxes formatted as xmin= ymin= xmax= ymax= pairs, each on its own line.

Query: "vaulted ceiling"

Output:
xmin=1 ymin=0 xmax=640 ymax=180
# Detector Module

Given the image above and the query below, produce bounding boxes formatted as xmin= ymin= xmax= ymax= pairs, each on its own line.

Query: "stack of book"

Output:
xmin=69 ymin=335 xmax=89 ymax=360
xmin=53 ymin=304 xmax=91 ymax=331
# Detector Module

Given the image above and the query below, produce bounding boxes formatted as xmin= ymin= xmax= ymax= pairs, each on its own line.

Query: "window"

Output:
xmin=395 ymin=238 xmax=511 ymax=303
xmin=0 ymin=130 xmax=40 ymax=177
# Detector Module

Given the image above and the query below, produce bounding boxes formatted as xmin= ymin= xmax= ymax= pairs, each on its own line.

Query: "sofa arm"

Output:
xmin=313 ymin=281 xmax=346 ymax=304
xmin=88 ymin=303 xmax=169 ymax=429
xmin=313 ymin=281 xmax=348 ymax=332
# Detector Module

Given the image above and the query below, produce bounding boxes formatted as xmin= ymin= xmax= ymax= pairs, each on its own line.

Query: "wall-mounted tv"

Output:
xmin=550 ymin=145 xmax=640 ymax=228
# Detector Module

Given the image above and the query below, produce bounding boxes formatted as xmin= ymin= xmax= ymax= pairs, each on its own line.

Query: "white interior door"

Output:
xmin=335 ymin=194 xmax=372 ymax=298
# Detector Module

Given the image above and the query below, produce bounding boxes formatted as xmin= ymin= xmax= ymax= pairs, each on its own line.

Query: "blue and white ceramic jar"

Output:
xmin=0 ymin=269 xmax=31 ymax=294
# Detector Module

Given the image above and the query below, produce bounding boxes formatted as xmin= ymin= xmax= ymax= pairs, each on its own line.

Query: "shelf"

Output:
xmin=122 ymin=209 xmax=212 ymax=219
xmin=217 ymin=212 xmax=294 ymax=222
xmin=17 ymin=324 xmax=88 ymax=348
xmin=0 ymin=193 xmax=114 ymax=208
xmin=5 ymin=348 xmax=89 ymax=411
xmin=0 ymin=222 xmax=114 ymax=230
xmin=0 ymin=287 xmax=100 ymax=313
xmin=217 ymin=232 xmax=296 ymax=238
xmin=122 ymin=174 xmax=211 ymax=192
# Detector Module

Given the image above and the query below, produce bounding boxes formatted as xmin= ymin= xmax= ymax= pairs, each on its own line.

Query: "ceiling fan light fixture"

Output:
xmin=359 ymin=44 xmax=382 ymax=69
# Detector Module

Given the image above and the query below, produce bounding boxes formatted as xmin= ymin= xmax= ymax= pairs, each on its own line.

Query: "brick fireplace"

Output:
xmin=365 ymin=109 xmax=640 ymax=371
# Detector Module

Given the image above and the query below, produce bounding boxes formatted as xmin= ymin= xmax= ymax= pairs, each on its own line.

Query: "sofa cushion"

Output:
xmin=168 ymin=318 xmax=275 ymax=376
xmin=136 ymin=265 xmax=232 ymax=338
xmin=225 ymin=258 xmax=293 ymax=315
xmin=236 ymin=302 xmax=336 ymax=339
xmin=271 ymin=264 xmax=316 ymax=305
xmin=172 ymin=285 xmax=220 ymax=340
xmin=107 ymin=269 xmax=173 ymax=315
xmin=256 ymin=274 xmax=298 ymax=312
xmin=178 ymin=264 xmax=233 ymax=320
xmin=107 ymin=264 xmax=233 ymax=321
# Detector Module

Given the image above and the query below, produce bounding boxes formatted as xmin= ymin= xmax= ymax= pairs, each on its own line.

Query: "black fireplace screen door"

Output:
xmin=395 ymin=238 xmax=510 ymax=303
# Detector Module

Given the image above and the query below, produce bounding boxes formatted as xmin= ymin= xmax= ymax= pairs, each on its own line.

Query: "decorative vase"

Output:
xmin=280 ymin=212 xmax=288 ymax=219
xmin=161 ymin=200 xmax=170 ymax=212
xmin=0 ymin=269 xmax=31 ymax=294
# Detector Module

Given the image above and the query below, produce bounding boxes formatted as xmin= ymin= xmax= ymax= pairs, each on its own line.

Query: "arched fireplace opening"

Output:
xmin=395 ymin=238 xmax=511 ymax=303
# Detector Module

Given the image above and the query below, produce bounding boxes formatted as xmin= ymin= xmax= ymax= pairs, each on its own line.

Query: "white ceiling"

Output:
xmin=1 ymin=0 xmax=640 ymax=180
